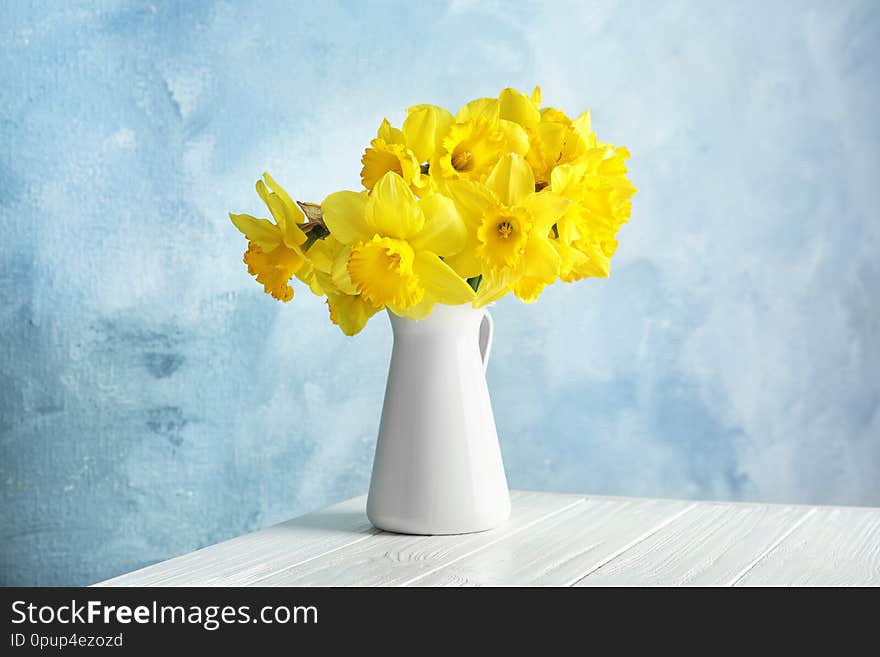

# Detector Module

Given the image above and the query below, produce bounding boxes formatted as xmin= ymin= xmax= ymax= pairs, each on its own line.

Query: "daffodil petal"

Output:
xmin=499 ymin=119 xmax=530 ymax=156
xmin=550 ymin=159 xmax=587 ymax=197
xmin=411 ymin=194 xmax=467 ymax=257
xmin=473 ymin=269 xmax=512 ymax=307
xmin=377 ymin=118 xmax=406 ymax=145
xmin=520 ymin=191 xmax=570 ymax=234
xmin=303 ymin=236 xmax=339 ymax=273
xmin=326 ymin=292 xmax=382 ymax=336
xmin=295 ymin=263 xmax=326 ymax=296
xmin=598 ymin=146 xmax=631 ymax=176
xmin=265 ymin=192 xmax=289 ymax=229
xmin=413 ymin=251 xmax=475 ymax=305
xmin=556 ymin=205 xmax=583 ymax=244
xmin=243 ymin=240 xmax=303 ymax=302
xmin=536 ymin=121 xmax=567 ymax=159
xmin=523 ymin=235 xmax=561 ymax=282
xmin=512 ymin=276 xmax=548 ymax=303
xmin=229 ymin=213 xmax=281 ymax=252
xmin=403 ymin=104 xmax=454 ymax=163
xmin=255 ymin=179 xmax=290 ymax=231
xmin=331 ymin=244 xmax=359 ymax=296
xmin=262 ymin=172 xmax=301 ymax=222
xmin=443 ymin=236 xmax=483 ymax=278
xmin=455 ymin=97 xmax=499 ymax=123
xmin=530 ymin=86 xmax=542 ymax=105
xmin=264 ymin=184 xmax=307 ymax=248
xmin=286 ymin=228 xmax=310 ymax=252
xmin=552 ymin=239 xmax=592 ymax=282
xmin=499 ymin=87 xmax=540 ymax=131
xmin=313 ymin=270 xmax=335 ymax=294
xmin=578 ymin=242 xmax=612 ymax=278
xmin=321 ymin=190 xmax=372 ymax=244
xmin=282 ymin=218 xmax=307 ymax=249
xmin=486 ymin=153 xmax=534 ymax=206
xmin=255 ymin=178 xmax=271 ymax=207
xmin=571 ymin=110 xmax=594 ymax=144
xmin=366 ymin=172 xmax=424 ymax=239
xmin=445 ymin=179 xmax=496 ymax=228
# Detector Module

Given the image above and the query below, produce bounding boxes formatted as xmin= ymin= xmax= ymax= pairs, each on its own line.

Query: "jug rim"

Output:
xmin=387 ymin=303 xmax=492 ymax=322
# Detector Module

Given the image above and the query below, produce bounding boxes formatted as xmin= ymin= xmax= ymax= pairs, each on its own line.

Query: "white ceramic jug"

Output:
xmin=366 ymin=303 xmax=511 ymax=535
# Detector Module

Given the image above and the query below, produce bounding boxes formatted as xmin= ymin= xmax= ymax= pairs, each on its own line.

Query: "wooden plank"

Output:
xmin=253 ymin=491 xmax=586 ymax=586
xmin=733 ymin=505 xmax=880 ymax=586
xmin=408 ymin=497 xmax=695 ymax=586
xmin=576 ymin=502 xmax=811 ymax=586
xmin=95 ymin=496 xmax=375 ymax=586
xmin=95 ymin=490 xmax=880 ymax=587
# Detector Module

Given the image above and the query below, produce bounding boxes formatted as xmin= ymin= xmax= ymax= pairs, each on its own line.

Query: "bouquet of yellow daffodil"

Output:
xmin=229 ymin=87 xmax=636 ymax=335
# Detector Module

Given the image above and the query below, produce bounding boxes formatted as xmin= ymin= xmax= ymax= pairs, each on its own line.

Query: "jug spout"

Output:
xmin=366 ymin=304 xmax=511 ymax=535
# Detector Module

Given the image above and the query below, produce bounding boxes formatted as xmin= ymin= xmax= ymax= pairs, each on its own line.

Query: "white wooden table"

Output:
xmin=96 ymin=491 xmax=880 ymax=586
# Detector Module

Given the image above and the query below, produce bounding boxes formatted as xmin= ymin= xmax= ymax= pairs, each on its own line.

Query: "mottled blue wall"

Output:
xmin=2 ymin=0 xmax=878 ymax=585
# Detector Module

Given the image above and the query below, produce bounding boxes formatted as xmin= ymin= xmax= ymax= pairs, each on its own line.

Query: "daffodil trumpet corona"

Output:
xmin=229 ymin=87 xmax=636 ymax=335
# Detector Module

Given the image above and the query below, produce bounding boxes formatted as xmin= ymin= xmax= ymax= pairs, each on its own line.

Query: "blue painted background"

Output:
xmin=2 ymin=0 xmax=878 ymax=585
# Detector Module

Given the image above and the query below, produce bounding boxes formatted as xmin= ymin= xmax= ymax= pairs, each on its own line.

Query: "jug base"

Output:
xmin=366 ymin=501 xmax=511 ymax=536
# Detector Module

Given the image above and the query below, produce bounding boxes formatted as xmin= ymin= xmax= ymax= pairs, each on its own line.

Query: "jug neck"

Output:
xmin=388 ymin=304 xmax=485 ymax=337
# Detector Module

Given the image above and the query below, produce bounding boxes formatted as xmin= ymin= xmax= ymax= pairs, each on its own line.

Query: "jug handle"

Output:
xmin=479 ymin=310 xmax=494 ymax=374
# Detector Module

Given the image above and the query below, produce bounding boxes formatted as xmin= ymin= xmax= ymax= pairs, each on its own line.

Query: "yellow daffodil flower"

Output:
xmin=497 ymin=86 xmax=596 ymax=187
xmin=360 ymin=119 xmax=425 ymax=192
xmin=228 ymin=87 xmax=636 ymax=335
xmin=402 ymin=104 xmax=455 ymax=164
xmin=446 ymin=153 xmax=569 ymax=305
xmin=324 ymin=288 xmax=383 ymax=335
xmin=289 ymin=235 xmax=382 ymax=336
xmin=549 ymin=144 xmax=637 ymax=282
xmin=229 ymin=173 xmax=309 ymax=302
xmin=321 ymin=172 xmax=475 ymax=317
xmin=361 ymin=105 xmax=462 ymax=196
xmin=435 ymin=118 xmax=507 ymax=182
xmin=429 ymin=97 xmax=529 ymax=187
